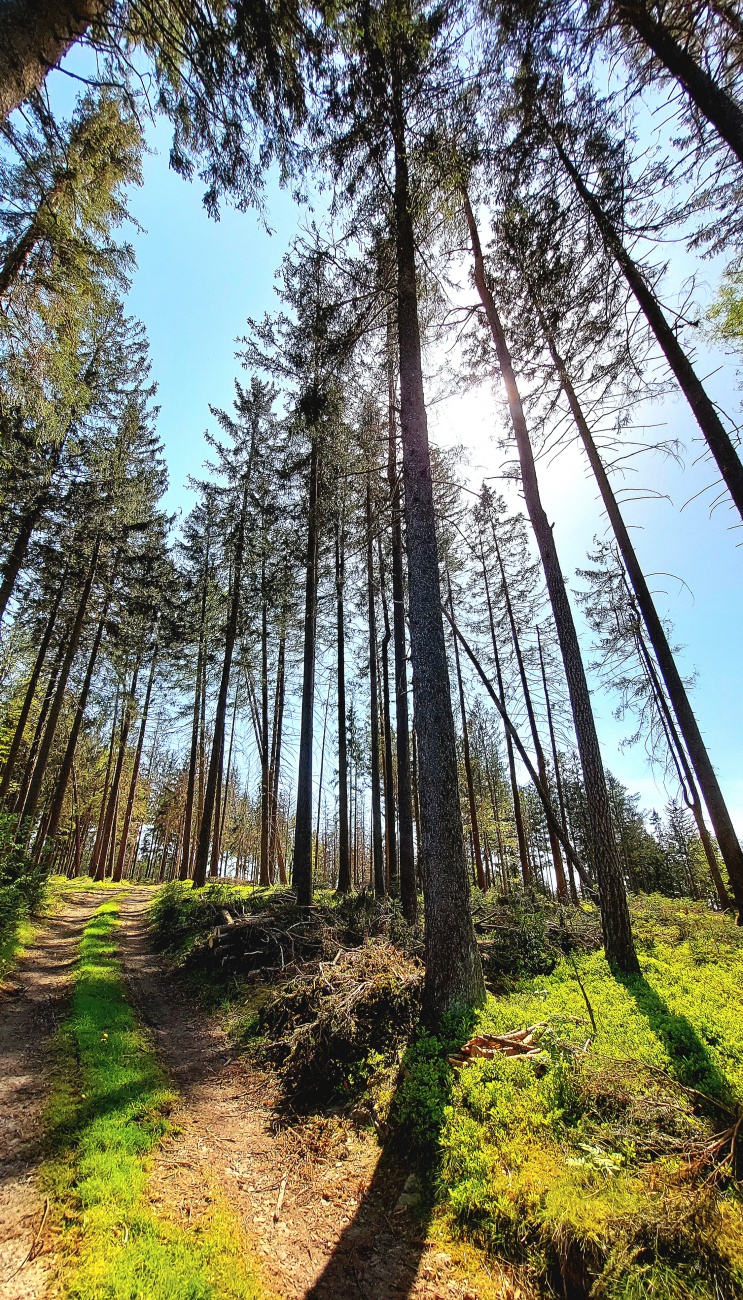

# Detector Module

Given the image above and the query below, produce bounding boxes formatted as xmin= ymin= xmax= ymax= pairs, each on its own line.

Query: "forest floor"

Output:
xmin=0 ymin=887 xmax=111 ymax=1300
xmin=0 ymin=885 xmax=501 ymax=1300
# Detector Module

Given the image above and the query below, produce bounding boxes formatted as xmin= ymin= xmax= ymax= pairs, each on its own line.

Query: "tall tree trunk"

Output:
xmin=260 ymin=556 xmax=271 ymax=887
xmin=0 ymin=0 xmax=105 ymax=125
xmin=539 ymin=318 xmax=743 ymax=915
xmin=537 ymin=627 xmax=579 ymax=905
xmin=464 ymin=191 xmax=638 ymax=971
xmin=635 ymin=624 xmax=733 ymax=910
xmin=366 ymin=479 xmax=385 ymax=898
xmin=493 ymin=538 xmax=568 ymax=901
xmin=19 ymin=537 xmax=100 ymax=833
xmin=217 ymin=681 xmax=240 ymax=876
xmin=549 ymin=138 xmax=743 ymax=522
xmin=193 ymin=477 xmax=250 ymax=889
xmin=448 ymin=576 xmax=486 ymax=892
xmin=209 ymin=729 xmax=225 ymax=878
xmin=615 ymin=0 xmax=743 ymax=165
xmin=93 ymin=655 xmax=141 ymax=881
xmin=387 ymin=320 xmax=417 ymax=920
xmin=113 ymin=633 xmax=158 ymax=883
xmin=88 ymin=681 xmax=119 ymax=875
xmin=0 ymin=566 xmax=66 ymax=801
xmin=39 ymin=595 xmax=109 ymax=853
xmin=377 ymin=528 xmax=398 ymax=895
xmin=335 ymin=522 xmax=351 ymax=894
xmin=180 ymin=527 xmax=210 ymax=881
xmin=292 ymin=436 xmax=321 ymax=906
xmin=393 ymin=110 xmax=484 ymax=1017
xmin=314 ymin=679 xmax=331 ymax=882
xmin=269 ymin=631 xmax=286 ymax=884
xmin=481 ymin=552 xmax=531 ymax=887
xmin=0 ymin=491 xmax=50 ymax=625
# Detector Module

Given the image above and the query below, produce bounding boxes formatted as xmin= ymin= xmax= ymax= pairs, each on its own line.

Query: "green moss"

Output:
xmin=44 ymin=900 xmax=267 ymax=1300
xmin=399 ymin=895 xmax=743 ymax=1297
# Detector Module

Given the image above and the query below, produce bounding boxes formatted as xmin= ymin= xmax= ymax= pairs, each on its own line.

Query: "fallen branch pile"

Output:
xmin=448 ymin=1025 xmax=547 ymax=1068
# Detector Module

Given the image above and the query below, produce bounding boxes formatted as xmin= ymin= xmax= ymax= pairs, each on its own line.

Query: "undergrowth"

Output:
xmin=43 ymin=899 xmax=267 ymax=1300
xmin=0 ymin=810 xmax=48 ymax=977
xmin=394 ymin=895 xmax=743 ymax=1298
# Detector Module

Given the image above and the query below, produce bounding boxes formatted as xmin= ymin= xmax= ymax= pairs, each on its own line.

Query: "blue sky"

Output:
xmin=44 ymin=59 xmax=743 ymax=831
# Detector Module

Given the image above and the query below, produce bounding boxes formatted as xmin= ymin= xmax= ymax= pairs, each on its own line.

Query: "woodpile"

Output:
xmin=447 ymin=1024 xmax=546 ymax=1068
xmin=203 ymin=907 xmax=326 ymax=973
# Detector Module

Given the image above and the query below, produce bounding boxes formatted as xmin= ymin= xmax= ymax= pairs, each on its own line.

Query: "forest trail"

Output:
xmin=117 ymin=888 xmax=481 ymax=1300
xmin=0 ymin=889 xmax=111 ymax=1300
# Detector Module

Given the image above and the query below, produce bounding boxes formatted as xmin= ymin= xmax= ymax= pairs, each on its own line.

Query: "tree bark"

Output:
xmin=0 ymin=566 xmax=66 ymax=801
xmin=377 ymin=528 xmax=398 ymax=895
xmin=540 ymin=318 xmax=743 ymax=914
xmin=180 ymin=526 xmax=210 ymax=880
xmin=112 ymin=633 xmax=158 ymax=883
xmin=335 ymin=522 xmax=351 ymax=894
xmin=615 ymin=0 xmax=743 ymax=166
xmin=19 ymin=537 xmax=100 ymax=832
xmin=292 ymin=436 xmax=320 ymax=906
xmin=537 ymin=626 xmax=579 ymax=904
xmin=448 ymin=576 xmax=486 ymax=892
xmin=39 ymin=594 xmax=109 ymax=853
xmin=260 ymin=554 xmax=271 ymax=886
xmin=193 ymin=477 xmax=250 ymax=889
xmin=367 ymin=478 xmax=385 ymax=898
xmin=0 ymin=0 xmax=105 ymax=125
xmin=550 ymin=136 xmax=743 ymax=522
xmin=0 ymin=491 xmax=51 ymax=625
xmin=493 ymin=537 xmax=568 ymax=900
xmin=393 ymin=111 xmax=484 ymax=1017
xmin=269 ymin=630 xmax=286 ymax=884
xmin=93 ymin=655 xmax=140 ymax=881
xmin=387 ymin=318 xmax=417 ymax=920
xmin=464 ymin=190 xmax=638 ymax=971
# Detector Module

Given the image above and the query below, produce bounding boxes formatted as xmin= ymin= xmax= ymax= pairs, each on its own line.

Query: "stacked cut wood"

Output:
xmin=447 ymin=1024 xmax=546 ymax=1068
xmin=203 ymin=908 xmax=325 ymax=973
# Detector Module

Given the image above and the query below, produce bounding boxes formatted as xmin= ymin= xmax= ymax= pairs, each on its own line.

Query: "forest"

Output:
xmin=1 ymin=0 xmax=743 ymax=1297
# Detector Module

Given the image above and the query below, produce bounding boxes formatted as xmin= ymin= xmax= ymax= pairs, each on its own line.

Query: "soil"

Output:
xmin=117 ymin=889 xmax=501 ymax=1300
xmin=1 ymin=886 xmax=515 ymax=1300
xmin=0 ymin=889 xmax=111 ymax=1300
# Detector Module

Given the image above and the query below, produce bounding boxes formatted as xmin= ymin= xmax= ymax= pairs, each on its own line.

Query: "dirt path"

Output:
xmin=118 ymin=889 xmax=486 ymax=1300
xmin=0 ymin=889 xmax=113 ymax=1300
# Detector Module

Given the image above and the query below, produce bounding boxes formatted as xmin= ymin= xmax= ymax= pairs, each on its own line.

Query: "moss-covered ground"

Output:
xmin=42 ymin=898 xmax=268 ymax=1300
xmin=393 ymin=895 xmax=743 ymax=1298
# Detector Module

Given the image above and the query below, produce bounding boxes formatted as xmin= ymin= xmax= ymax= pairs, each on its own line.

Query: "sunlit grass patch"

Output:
xmin=397 ymin=895 xmax=743 ymax=1298
xmin=44 ymin=899 xmax=268 ymax=1300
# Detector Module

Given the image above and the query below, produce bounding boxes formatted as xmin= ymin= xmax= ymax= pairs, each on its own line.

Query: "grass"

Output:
xmin=393 ymin=895 xmax=743 ymax=1298
xmin=43 ymin=898 xmax=269 ymax=1300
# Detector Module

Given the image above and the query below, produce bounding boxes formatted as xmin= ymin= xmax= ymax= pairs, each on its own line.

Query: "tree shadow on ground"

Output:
xmin=616 ymin=972 xmax=733 ymax=1106
xmin=299 ymin=1016 xmax=476 ymax=1300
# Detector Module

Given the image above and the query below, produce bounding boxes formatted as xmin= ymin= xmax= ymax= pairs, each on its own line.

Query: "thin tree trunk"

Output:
xmin=367 ymin=478 xmax=385 ymax=898
xmin=39 ymin=595 xmax=109 ymax=853
xmin=335 ymin=522 xmax=351 ymax=894
xmin=539 ymin=319 xmax=743 ymax=915
xmin=260 ymin=555 xmax=271 ymax=887
xmin=481 ymin=551 xmax=531 ymax=887
xmin=93 ymin=655 xmax=141 ymax=881
xmin=88 ymin=682 xmax=119 ymax=875
xmin=448 ymin=576 xmax=486 ymax=891
xmin=314 ymin=678 xmax=332 ymax=882
xmin=387 ymin=320 xmax=417 ymax=919
xmin=0 ymin=566 xmax=66 ymax=800
xmin=180 ymin=527 xmax=210 ymax=880
xmin=493 ymin=537 xmax=568 ymax=900
xmin=209 ymin=729 xmax=225 ymax=878
xmin=19 ymin=537 xmax=100 ymax=833
xmin=393 ymin=109 xmax=484 ymax=1016
xmin=194 ymin=473 xmax=251 ymax=889
xmin=464 ymin=190 xmax=638 ymax=972
xmin=377 ymin=527 xmax=398 ymax=895
xmin=269 ymin=631 xmax=286 ymax=884
xmin=113 ymin=632 xmax=158 ymax=883
xmin=293 ymin=436 xmax=320 ymax=906
xmin=537 ymin=627 xmax=579 ymax=905
xmin=217 ymin=681 xmax=240 ymax=875
xmin=0 ymin=492 xmax=50 ymax=624
xmin=548 ymin=139 xmax=743 ymax=522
